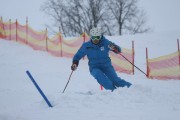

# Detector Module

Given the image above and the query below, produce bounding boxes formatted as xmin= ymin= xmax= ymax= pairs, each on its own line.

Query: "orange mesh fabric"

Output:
xmin=0 ymin=19 xmax=5 ymax=38
xmin=148 ymin=51 xmax=180 ymax=80
xmin=1 ymin=21 xmax=17 ymax=41
xmin=27 ymin=26 xmax=47 ymax=51
xmin=0 ymin=19 xmax=134 ymax=75
xmin=110 ymin=48 xmax=134 ymax=74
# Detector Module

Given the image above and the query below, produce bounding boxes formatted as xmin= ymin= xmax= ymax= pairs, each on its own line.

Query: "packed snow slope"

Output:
xmin=0 ymin=31 xmax=180 ymax=120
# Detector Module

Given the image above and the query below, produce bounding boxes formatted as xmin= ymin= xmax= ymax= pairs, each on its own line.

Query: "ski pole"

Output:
xmin=119 ymin=53 xmax=147 ymax=76
xmin=62 ymin=70 xmax=74 ymax=93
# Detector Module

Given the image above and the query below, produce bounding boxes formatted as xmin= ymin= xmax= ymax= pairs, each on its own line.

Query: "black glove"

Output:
xmin=108 ymin=43 xmax=121 ymax=53
xmin=71 ymin=61 xmax=79 ymax=71
xmin=108 ymin=44 xmax=116 ymax=50
xmin=71 ymin=64 xmax=77 ymax=71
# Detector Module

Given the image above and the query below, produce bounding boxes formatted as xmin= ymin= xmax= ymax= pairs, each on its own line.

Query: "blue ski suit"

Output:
xmin=73 ymin=36 xmax=132 ymax=91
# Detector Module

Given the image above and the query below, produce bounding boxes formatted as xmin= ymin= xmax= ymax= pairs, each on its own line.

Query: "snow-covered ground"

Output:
xmin=0 ymin=32 xmax=180 ymax=120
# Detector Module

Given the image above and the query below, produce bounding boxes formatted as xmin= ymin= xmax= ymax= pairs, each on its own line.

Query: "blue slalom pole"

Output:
xmin=26 ymin=70 xmax=53 ymax=107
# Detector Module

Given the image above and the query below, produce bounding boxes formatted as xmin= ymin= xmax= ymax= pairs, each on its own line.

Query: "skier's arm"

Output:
xmin=71 ymin=44 xmax=87 ymax=71
xmin=108 ymin=41 xmax=122 ymax=53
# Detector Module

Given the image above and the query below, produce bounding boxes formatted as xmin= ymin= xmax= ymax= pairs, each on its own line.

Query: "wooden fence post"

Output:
xmin=59 ymin=27 xmax=63 ymax=57
xmin=26 ymin=17 xmax=28 ymax=44
xmin=177 ymin=39 xmax=180 ymax=67
xmin=132 ymin=41 xmax=135 ymax=75
xmin=16 ymin=19 xmax=18 ymax=42
xmin=46 ymin=28 xmax=48 ymax=51
xmin=1 ymin=16 xmax=5 ymax=38
xmin=9 ymin=19 xmax=11 ymax=40
xmin=146 ymin=48 xmax=149 ymax=78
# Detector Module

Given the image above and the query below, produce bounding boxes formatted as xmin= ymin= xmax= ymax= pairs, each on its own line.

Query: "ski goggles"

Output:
xmin=91 ymin=36 xmax=101 ymax=41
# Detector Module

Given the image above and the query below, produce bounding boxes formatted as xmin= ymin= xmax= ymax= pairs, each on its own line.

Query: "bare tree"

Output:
xmin=105 ymin=0 xmax=149 ymax=35
xmin=125 ymin=10 xmax=150 ymax=34
xmin=41 ymin=0 xmax=149 ymax=36
xmin=41 ymin=0 xmax=108 ymax=36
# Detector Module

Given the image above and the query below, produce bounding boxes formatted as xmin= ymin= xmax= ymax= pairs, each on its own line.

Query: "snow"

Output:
xmin=0 ymin=31 xmax=180 ymax=120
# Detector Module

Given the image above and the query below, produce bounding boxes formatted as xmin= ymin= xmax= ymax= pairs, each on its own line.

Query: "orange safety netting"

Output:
xmin=0 ymin=19 xmax=134 ymax=75
xmin=110 ymin=48 xmax=134 ymax=74
xmin=27 ymin=26 xmax=47 ymax=51
xmin=148 ymin=51 xmax=180 ymax=80
xmin=0 ymin=21 xmax=16 ymax=40
xmin=47 ymin=32 xmax=90 ymax=57
xmin=0 ymin=19 xmax=4 ymax=38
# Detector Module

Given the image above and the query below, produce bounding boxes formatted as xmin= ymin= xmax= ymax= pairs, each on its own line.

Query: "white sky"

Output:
xmin=138 ymin=0 xmax=180 ymax=32
xmin=0 ymin=0 xmax=48 ymax=30
xmin=0 ymin=0 xmax=180 ymax=33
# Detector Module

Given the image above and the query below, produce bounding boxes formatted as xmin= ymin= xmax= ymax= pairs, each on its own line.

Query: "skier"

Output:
xmin=71 ymin=27 xmax=132 ymax=91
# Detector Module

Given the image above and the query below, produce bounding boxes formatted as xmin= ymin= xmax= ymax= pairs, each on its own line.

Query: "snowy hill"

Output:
xmin=0 ymin=32 xmax=180 ymax=120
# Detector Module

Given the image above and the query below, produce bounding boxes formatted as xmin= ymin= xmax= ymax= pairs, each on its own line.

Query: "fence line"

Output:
xmin=0 ymin=17 xmax=134 ymax=75
xmin=146 ymin=39 xmax=180 ymax=80
xmin=1 ymin=17 xmax=180 ymax=80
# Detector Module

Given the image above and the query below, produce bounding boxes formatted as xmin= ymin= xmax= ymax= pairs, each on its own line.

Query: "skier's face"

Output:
xmin=91 ymin=36 xmax=101 ymax=44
